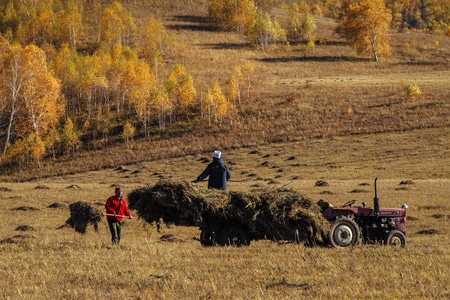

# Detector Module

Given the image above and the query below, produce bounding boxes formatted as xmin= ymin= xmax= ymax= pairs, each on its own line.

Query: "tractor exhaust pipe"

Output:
xmin=374 ymin=177 xmax=380 ymax=215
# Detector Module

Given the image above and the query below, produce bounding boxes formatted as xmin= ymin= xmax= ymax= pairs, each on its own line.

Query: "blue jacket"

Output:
xmin=197 ymin=157 xmax=231 ymax=189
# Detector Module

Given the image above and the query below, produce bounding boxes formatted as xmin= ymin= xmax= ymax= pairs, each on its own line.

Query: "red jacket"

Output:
xmin=105 ymin=196 xmax=131 ymax=222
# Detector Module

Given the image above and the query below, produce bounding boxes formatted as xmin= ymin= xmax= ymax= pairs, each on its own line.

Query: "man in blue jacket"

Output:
xmin=194 ymin=150 xmax=231 ymax=189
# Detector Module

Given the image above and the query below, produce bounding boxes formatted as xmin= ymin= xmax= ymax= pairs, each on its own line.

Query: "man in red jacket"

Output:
xmin=105 ymin=187 xmax=132 ymax=244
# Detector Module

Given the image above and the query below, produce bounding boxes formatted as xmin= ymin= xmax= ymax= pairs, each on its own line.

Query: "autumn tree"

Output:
xmin=1 ymin=43 xmax=24 ymax=155
xmin=44 ymin=126 xmax=61 ymax=159
xmin=227 ymin=65 xmax=242 ymax=106
xmin=98 ymin=1 xmax=136 ymax=47
xmin=248 ymin=11 xmax=287 ymax=50
xmin=155 ymin=88 xmax=172 ymax=133
xmin=54 ymin=0 xmax=84 ymax=50
xmin=49 ymin=42 xmax=77 ymax=102
xmin=122 ymin=53 xmax=157 ymax=137
xmin=0 ymin=42 xmax=61 ymax=155
xmin=143 ymin=15 xmax=168 ymax=78
xmin=208 ymin=0 xmax=256 ymax=35
xmin=20 ymin=44 xmax=65 ymax=138
xmin=75 ymin=47 xmax=110 ymax=118
xmin=61 ymin=117 xmax=80 ymax=154
xmin=122 ymin=121 xmax=135 ymax=149
xmin=302 ymin=13 xmax=316 ymax=53
xmin=286 ymin=1 xmax=311 ymax=40
xmin=203 ymin=80 xmax=229 ymax=126
xmin=240 ymin=62 xmax=255 ymax=99
xmin=164 ymin=64 xmax=197 ymax=122
xmin=337 ymin=0 xmax=392 ymax=61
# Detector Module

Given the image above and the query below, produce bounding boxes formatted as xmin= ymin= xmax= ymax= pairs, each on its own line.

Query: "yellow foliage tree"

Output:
xmin=164 ymin=64 xmax=197 ymax=121
xmin=122 ymin=55 xmax=157 ymax=137
xmin=61 ymin=117 xmax=80 ymax=154
xmin=143 ymin=15 xmax=168 ymax=77
xmin=122 ymin=121 xmax=135 ymax=150
xmin=31 ymin=134 xmax=46 ymax=168
xmin=203 ymin=80 xmax=229 ymax=126
xmin=208 ymin=0 xmax=256 ymax=35
xmin=338 ymin=0 xmax=392 ymax=61
xmin=54 ymin=0 xmax=84 ymax=50
xmin=98 ymin=1 xmax=135 ymax=47
xmin=20 ymin=44 xmax=65 ymax=138
xmin=228 ymin=65 xmax=241 ymax=106
xmin=240 ymin=62 xmax=255 ymax=99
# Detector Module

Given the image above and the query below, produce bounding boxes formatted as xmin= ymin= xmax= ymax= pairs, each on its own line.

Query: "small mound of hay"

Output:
xmin=12 ymin=206 xmax=39 ymax=211
xmin=15 ymin=225 xmax=35 ymax=231
xmin=66 ymin=184 xmax=81 ymax=189
xmin=399 ymin=180 xmax=414 ymax=185
xmin=34 ymin=185 xmax=50 ymax=189
xmin=47 ymin=202 xmax=66 ymax=209
xmin=159 ymin=234 xmax=184 ymax=243
xmin=0 ymin=234 xmax=35 ymax=244
xmin=416 ymin=229 xmax=438 ymax=235
xmin=128 ymin=180 xmax=330 ymax=246
xmin=315 ymin=180 xmax=328 ymax=187
xmin=65 ymin=201 xmax=102 ymax=234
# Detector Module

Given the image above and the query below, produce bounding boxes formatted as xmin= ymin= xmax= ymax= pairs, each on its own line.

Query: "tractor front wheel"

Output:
xmin=328 ymin=216 xmax=361 ymax=248
xmin=385 ymin=230 xmax=406 ymax=247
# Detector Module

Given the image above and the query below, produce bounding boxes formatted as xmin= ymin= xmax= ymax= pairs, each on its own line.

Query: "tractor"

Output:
xmin=321 ymin=178 xmax=407 ymax=247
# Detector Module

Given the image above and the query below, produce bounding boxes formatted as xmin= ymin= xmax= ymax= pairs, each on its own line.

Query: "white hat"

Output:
xmin=213 ymin=150 xmax=221 ymax=158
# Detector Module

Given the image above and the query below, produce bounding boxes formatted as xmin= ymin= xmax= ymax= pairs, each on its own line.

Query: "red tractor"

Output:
xmin=322 ymin=178 xmax=407 ymax=247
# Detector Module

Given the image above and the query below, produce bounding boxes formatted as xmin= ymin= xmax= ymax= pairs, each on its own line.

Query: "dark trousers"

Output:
xmin=108 ymin=220 xmax=122 ymax=244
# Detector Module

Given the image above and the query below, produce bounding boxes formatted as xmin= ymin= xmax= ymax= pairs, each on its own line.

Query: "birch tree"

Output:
xmin=337 ymin=0 xmax=392 ymax=61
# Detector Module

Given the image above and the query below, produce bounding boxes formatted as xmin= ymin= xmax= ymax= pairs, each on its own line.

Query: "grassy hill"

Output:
xmin=3 ymin=0 xmax=448 ymax=181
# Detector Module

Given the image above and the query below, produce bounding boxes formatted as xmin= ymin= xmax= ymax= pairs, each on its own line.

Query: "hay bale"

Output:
xmin=129 ymin=180 xmax=329 ymax=245
xmin=65 ymin=201 xmax=102 ymax=234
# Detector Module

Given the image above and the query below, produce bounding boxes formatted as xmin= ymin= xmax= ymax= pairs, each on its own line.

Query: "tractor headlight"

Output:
xmin=401 ymin=203 xmax=408 ymax=209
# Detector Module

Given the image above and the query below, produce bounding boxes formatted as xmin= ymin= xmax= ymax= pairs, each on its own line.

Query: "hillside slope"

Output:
xmin=2 ymin=0 xmax=449 ymax=180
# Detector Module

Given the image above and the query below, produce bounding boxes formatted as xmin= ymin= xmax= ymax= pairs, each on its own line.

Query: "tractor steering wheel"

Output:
xmin=342 ymin=200 xmax=357 ymax=207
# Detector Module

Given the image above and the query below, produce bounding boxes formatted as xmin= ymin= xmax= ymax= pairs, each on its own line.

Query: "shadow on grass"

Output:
xmin=258 ymin=56 xmax=369 ymax=63
xmin=201 ymin=43 xmax=251 ymax=50
xmin=167 ymin=15 xmax=217 ymax=32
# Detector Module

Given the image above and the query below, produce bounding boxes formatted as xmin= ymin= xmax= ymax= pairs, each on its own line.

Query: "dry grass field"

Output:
xmin=1 ymin=127 xmax=450 ymax=299
xmin=1 ymin=0 xmax=449 ymax=299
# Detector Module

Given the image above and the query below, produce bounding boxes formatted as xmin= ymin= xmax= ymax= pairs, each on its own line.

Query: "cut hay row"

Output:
xmin=128 ymin=180 xmax=330 ymax=245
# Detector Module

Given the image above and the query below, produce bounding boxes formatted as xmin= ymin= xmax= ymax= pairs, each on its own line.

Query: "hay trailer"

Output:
xmin=128 ymin=181 xmax=330 ymax=247
xmin=128 ymin=179 xmax=407 ymax=248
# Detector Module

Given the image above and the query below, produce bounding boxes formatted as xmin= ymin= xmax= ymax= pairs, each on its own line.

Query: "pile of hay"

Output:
xmin=128 ymin=180 xmax=330 ymax=245
xmin=128 ymin=181 xmax=212 ymax=225
xmin=66 ymin=201 xmax=102 ymax=233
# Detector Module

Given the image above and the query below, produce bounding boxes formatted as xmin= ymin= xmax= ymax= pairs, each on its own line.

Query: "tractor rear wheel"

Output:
xmin=329 ymin=216 xmax=360 ymax=248
xmin=385 ymin=230 xmax=406 ymax=247
xmin=218 ymin=225 xmax=250 ymax=247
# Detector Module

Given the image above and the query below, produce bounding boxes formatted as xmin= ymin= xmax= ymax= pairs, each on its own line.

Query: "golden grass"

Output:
xmin=1 ymin=127 xmax=450 ymax=299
